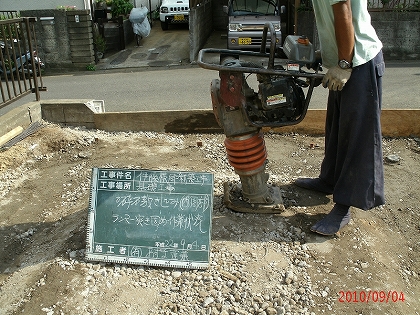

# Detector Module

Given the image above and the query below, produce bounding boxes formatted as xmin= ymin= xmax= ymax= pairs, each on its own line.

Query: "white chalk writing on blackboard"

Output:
xmin=111 ymin=212 xmax=207 ymax=233
xmin=114 ymin=194 xmax=211 ymax=212
xmin=94 ymin=239 xmax=207 ymax=261
xmin=98 ymin=170 xmax=212 ymax=193
xmin=87 ymin=168 xmax=213 ymax=269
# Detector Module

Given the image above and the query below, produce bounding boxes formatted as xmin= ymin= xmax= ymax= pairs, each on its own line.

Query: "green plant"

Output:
xmin=57 ymin=5 xmax=77 ymax=10
xmin=411 ymin=0 xmax=420 ymax=9
xmin=296 ymin=0 xmax=313 ymax=12
xmin=4 ymin=59 xmax=14 ymax=70
xmin=94 ymin=34 xmax=107 ymax=53
xmin=86 ymin=63 xmax=96 ymax=71
xmin=111 ymin=0 xmax=133 ymax=17
xmin=95 ymin=0 xmax=107 ymax=9
xmin=151 ymin=9 xmax=159 ymax=20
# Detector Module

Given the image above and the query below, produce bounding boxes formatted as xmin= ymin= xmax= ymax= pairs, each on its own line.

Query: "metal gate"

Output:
xmin=0 ymin=13 xmax=45 ymax=109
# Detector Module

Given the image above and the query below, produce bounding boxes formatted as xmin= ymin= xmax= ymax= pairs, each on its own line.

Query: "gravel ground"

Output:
xmin=0 ymin=123 xmax=419 ymax=315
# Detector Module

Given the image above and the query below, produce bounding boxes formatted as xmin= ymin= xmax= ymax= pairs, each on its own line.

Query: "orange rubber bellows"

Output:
xmin=224 ymin=132 xmax=267 ymax=173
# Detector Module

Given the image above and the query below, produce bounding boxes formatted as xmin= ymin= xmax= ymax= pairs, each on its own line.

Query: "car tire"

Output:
xmin=161 ymin=21 xmax=168 ymax=31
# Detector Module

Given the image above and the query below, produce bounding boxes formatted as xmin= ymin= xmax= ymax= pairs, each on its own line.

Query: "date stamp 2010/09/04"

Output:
xmin=338 ymin=291 xmax=405 ymax=303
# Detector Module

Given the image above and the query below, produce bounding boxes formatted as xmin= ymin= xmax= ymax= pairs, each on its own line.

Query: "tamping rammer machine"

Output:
xmin=198 ymin=24 xmax=324 ymax=213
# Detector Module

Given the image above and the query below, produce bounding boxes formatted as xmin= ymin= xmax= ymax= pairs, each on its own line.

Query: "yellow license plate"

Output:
xmin=174 ymin=15 xmax=185 ymax=21
xmin=239 ymin=37 xmax=252 ymax=45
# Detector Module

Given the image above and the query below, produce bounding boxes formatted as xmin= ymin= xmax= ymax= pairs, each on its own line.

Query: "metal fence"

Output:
xmin=0 ymin=15 xmax=45 ymax=109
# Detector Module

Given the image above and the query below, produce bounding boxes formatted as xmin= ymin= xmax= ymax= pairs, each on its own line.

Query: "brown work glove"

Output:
xmin=322 ymin=66 xmax=352 ymax=91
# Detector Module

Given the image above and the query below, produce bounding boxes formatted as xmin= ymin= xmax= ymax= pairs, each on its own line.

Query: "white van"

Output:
xmin=224 ymin=0 xmax=283 ymax=52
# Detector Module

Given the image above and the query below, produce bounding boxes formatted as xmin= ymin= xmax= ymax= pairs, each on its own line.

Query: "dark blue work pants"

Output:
xmin=319 ymin=51 xmax=385 ymax=210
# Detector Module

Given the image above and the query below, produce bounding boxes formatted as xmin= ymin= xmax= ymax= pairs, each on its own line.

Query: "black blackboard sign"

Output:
xmin=85 ymin=168 xmax=214 ymax=269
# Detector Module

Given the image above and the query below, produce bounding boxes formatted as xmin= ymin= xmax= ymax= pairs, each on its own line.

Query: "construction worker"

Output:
xmin=295 ymin=0 xmax=385 ymax=235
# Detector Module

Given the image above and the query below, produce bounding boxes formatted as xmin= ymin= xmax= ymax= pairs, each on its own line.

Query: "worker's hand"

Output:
xmin=306 ymin=50 xmax=322 ymax=71
xmin=322 ymin=66 xmax=352 ymax=91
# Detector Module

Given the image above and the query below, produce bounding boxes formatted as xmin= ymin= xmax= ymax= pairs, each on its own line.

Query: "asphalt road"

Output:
xmin=1 ymin=25 xmax=419 ymax=116
xmin=4 ymin=61 xmax=419 ymax=115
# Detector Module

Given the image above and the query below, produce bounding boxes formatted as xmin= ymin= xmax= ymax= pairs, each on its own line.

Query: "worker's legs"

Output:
xmin=311 ymin=51 xmax=385 ymax=235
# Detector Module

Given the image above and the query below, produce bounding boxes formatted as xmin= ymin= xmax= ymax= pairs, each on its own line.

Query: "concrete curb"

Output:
xmin=1 ymin=101 xmax=419 ymax=143
xmin=0 ymin=101 xmax=42 ymax=138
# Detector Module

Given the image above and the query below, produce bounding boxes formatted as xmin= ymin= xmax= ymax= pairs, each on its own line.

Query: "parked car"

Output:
xmin=224 ymin=0 xmax=284 ymax=53
xmin=159 ymin=0 xmax=189 ymax=30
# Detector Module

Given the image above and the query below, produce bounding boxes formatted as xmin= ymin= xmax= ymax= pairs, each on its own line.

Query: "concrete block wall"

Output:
xmin=190 ymin=0 xmax=213 ymax=61
xmin=371 ymin=11 xmax=420 ymax=60
xmin=104 ymin=24 xmax=121 ymax=52
xmin=66 ymin=10 xmax=95 ymax=67
xmin=41 ymin=100 xmax=97 ymax=128
xmin=296 ymin=11 xmax=420 ymax=61
xmin=123 ymin=19 xmax=135 ymax=49
xmin=103 ymin=19 xmax=134 ymax=52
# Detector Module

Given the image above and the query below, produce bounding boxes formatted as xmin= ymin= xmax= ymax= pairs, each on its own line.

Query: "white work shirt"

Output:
xmin=311 ymin=0 xmax=383 ymax=68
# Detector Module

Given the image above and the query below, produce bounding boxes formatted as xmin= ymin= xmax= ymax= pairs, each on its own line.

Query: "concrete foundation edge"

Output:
xmin=0 ymin=101 xmax=42 ymax=138
xmin=1 ymin=101 xmax=419 ymax=139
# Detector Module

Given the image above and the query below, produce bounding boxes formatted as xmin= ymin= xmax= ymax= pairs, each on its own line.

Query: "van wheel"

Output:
xmin=161 ymin=21 xmax=168 ymax=30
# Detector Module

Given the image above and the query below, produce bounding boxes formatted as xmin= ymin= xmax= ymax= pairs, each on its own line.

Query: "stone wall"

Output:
xmin=21 ymin=9 xmax=134 ymax=70
xmin=20 ymin=10 xmax=71 ymax=69
xmin=21 ymin=9 xmax=95 ymax=70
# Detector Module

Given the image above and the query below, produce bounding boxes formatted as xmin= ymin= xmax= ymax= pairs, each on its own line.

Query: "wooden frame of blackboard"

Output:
xmin=85 ymin=168 xmax=214 ymax=269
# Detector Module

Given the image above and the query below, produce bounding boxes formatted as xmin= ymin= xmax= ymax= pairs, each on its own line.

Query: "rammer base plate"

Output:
xmin=223 ymin=181 xmax=285 ymax=214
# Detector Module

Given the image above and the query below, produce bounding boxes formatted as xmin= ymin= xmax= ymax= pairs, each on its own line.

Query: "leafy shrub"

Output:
xmin=86 ymin=64 xmax=96 ymax=71
xmin=111 ymin=0 xmax=134 ymax=17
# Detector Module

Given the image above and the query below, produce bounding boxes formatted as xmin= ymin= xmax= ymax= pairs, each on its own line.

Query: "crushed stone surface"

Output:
xmin=0 ymin=122 xmax=419 ymax=315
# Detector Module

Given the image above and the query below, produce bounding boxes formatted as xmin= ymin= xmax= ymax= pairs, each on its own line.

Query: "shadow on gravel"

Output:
xmin=0 ymin=209 xmax=87 ymax=281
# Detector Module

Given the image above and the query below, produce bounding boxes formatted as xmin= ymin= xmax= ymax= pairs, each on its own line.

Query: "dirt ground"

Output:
xmin=0 ymin=123 xmax=419 ymax=315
